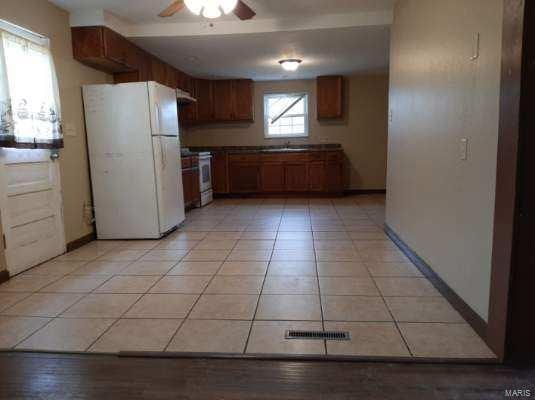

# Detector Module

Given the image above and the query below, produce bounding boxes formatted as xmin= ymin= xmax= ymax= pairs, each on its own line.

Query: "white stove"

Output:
xmin=198 ymin=152 xmax=213 ymax=207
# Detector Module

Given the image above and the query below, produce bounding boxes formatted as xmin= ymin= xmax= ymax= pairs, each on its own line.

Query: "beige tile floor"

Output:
xmin=0 ymin=195 xmax=496 ymax=360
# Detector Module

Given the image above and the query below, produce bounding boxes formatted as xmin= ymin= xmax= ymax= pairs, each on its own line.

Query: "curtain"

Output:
xmin=0 ymin=30 xmax=63 ymax=149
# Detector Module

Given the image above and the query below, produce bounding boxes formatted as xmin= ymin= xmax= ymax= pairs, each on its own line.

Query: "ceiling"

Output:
xmin=133 ymin=26 xmax=390 ymax=80
xmin=50 ymin=0 xmax=394 ymax=80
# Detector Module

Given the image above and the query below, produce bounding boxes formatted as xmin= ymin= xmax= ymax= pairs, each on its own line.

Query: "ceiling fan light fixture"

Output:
xmin=184 ymin=0 xmax=204 ymax=15
xmin=279 ymin=59 xmax=302 ymax=72
xmin=220 ymin=0 xmax=238 ymax=14
xmin=203 ymin=4 xmax=222 ymax=18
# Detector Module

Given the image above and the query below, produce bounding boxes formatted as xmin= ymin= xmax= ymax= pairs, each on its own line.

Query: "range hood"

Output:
xmin=176 ymin=89 xmax=196 ymax=104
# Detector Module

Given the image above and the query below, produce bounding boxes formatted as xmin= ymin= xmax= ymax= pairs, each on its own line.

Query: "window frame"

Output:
xmin=263 ymin=92 xmax=309 ymax=139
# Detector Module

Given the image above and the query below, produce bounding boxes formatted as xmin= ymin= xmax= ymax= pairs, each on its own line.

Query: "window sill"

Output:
xmin=264 ymin=135 xmax=309 ymax=140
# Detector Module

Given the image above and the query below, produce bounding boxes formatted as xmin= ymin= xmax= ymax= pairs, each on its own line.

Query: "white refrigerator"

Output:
xmin=82 ymin=81 xmax=185 ymax=239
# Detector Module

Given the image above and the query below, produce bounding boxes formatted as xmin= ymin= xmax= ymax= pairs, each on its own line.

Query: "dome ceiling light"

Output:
xmin=279 ymin=59 xmax=303 ymax=72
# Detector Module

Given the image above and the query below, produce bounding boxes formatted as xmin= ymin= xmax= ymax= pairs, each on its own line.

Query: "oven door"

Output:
xmin=200 ymin=158 xmax=212 ymax=193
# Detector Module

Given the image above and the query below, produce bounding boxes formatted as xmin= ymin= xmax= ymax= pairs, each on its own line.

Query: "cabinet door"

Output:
xmin=211 ymin=152 xmax=229 ymax=193
xmin=261 ymin=163 xmax=285 ymax=192
xmin=191 ymin=168 xmax=200 ymax=204
xmin=103 ymin=27 xmax=136 ymax=69
xmin=325 ymin=162 xmax=344 ymax=193
xmin=317 ymin=76 xmax=344 ymax=119
xmin=165 ymin=65 xmax=177 ymax=88
xmin=229 ymin=163 xmax=260 ymax=193
xmin=308 ymin=161 xmax=325 ymax=192
xmin=150 ymin=57 xmax=167 ymax=85
xmin=213 ymin=80 xmax=234 ymax=121
xmin=182 ymin=170 xmax=193 ymax=206
xmin=285 ymin=163 xmax=309 ymax=192
xmin=180 ymin=77 xmax=198 ymax=124
xmin=233 ymin=79 xmax=254 ymax=121
xmin=195 ymin=79 xmax=214 ymax=122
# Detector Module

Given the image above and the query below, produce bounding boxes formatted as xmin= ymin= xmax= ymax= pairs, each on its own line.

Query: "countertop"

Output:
xmin=187 ymin=144 xmax=342 ymax=155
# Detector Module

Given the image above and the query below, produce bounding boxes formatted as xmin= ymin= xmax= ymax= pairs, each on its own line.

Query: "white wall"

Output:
xmin=183 ymin=74 xmax=390 ymax=190
xmin=386 ymin=0 xmax=503 ymax=321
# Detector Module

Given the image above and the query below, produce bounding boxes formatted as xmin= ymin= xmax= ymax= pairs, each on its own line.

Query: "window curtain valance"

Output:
xmin=0 ymin=29 xmax=63 ymax=149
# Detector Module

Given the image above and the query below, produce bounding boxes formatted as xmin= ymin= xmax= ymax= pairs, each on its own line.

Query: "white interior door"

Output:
xmin=0 ymin=148 xmax=66 ymax=275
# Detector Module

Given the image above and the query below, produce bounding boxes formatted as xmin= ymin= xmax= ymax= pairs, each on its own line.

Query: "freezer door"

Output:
xmin=148 ymin=82 xmax=179 ymax=137
xmin=82 ymin=83 xmax=161 ymax=239
xmin=153 ymin=136 xmax=185 ymax=234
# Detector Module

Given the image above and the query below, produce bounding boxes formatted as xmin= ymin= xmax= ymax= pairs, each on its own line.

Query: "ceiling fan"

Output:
xmin=159 ymin=0 xmax=256 ymax=20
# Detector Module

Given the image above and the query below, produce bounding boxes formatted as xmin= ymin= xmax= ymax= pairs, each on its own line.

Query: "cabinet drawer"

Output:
xmin=308 ymin=152 xmax=326 ymax=161
xmin=282 ymin=153 xmax=310 ymax=163
xmin=229 ymin=154 xmax=260 ymax=163
xmin=181 ymin=157 xmax=192 ymax=169
xmin=261 ymin=154 xmax=286 ymax=162
xmin=326 ymin=151 xmax=344 ymax=161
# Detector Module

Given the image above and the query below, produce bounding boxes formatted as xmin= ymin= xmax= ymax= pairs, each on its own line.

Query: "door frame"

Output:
xmin=487 ymin=0 xmax=534 ymax=363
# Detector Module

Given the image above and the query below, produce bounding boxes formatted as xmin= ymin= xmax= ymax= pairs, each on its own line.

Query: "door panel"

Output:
xmin=0 ymin=148 xmax=65 ymax=275
xmin=261 ymin=163 xmax=285 ymax=192
xmin=285 ymin=163 xmax=309 ymax=192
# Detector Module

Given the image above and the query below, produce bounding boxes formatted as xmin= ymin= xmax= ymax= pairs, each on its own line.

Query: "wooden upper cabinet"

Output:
xmin=176 ymin=70 xmax=190 ymax=92
xmin=195 ymin=79 xmax=214 ymax=122
xmin=213 ymin=80 xmax=234 ymax=121
xmin=233 ymin=79 xmax=254 ymax=121
xmin=317 ymin=75 xmax=344 ymax=119
xmin=150 ymin=57 xmax=167 ymax=85
xmin=72 ymin=26 xmax=137 ymax=73
xmin=165 ymin=64 xmax=178 ymax=88
xmin=212 ymin=79 xmax=254 ymax=122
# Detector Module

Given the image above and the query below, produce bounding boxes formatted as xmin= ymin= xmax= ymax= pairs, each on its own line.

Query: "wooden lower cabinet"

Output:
xmin=229 ymin=163 xmax=261 ymax=193
xmin=211 ymin=152 xmax=229 ymax=194
xmin=285 ymin=163 xmax=309 ymax=192
xmin=182 ymin=156 xmax=200 ymax=209
xmin=308 ymin=161 xmax=326 ymax=192
xmin=325 ymin=161 xmax=344 ymax=193
xmin=221 ymin=150 xmax=344 ymax=195
xmin=261 ymin=163 xmax=285 ymax=192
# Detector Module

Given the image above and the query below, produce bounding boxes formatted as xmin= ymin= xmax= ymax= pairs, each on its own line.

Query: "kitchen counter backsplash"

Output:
xmin=186 ymin=143 xmax=342 ymax=154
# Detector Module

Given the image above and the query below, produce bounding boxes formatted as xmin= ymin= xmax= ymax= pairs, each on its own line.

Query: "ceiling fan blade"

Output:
xmin=158 ymin=0 xmax=184 ymax=17
xmin=233 ymin=0 xmax=256 ymax=20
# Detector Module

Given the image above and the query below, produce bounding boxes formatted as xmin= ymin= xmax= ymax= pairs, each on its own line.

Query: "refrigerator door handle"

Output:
xmin=154 ymin=102 xmax=161 ymax=134
xmin=161 ymin=140 xmax=166 ymax=170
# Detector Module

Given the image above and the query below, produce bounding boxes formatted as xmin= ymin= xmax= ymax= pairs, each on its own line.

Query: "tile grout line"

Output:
xmin=162 ymin=219 xmax=247 ymax=353
xmin=7 ymin=247 xmax=138 ymax=350
xmin=80 ymin=247 xmax=176 ymax=352
xmin=312 ymin=199 xmax=329 ymax=355
xmin=242 ymin=198 xmax=278 ymax=355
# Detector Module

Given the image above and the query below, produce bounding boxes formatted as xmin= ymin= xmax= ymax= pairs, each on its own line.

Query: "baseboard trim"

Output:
xmin=66 ymin=232 xmax=96 ymax=253
xmin=384 ymin=224 xmax=488 ymax=341
xmin=345 ymin=189 xmax=387 ymax=195
xmin=0 ymin=270 xmax=9 ymax=284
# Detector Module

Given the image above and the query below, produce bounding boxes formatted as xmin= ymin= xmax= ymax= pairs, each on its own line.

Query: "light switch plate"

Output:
xmin=460 ymin=138 xmax=468 ymax=160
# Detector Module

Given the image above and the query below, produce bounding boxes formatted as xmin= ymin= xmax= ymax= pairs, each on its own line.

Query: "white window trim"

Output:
xmin=0 ymin=19 xmax=49 ymax=47
xmin=264 ymin=92 xmax=309 ymax=139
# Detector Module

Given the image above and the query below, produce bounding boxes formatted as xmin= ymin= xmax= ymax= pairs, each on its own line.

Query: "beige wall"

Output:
xmin=0 ymin=0 xmax=111 ymax=271
xmin=183 ymin=75 xmax=389 ymax=190
xmin=386 ymin=0 xmax=503 ymax=321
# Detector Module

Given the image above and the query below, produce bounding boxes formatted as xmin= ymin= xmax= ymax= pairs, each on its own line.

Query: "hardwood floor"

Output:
xmin=0 ymin=352 xmax=533 ymax=399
